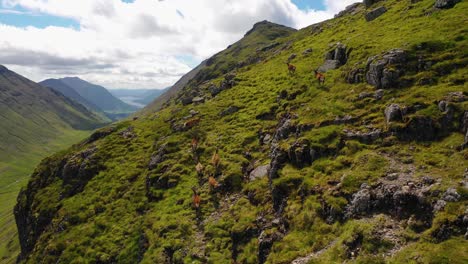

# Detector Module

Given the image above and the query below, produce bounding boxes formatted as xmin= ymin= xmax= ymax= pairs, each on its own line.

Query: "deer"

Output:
xmin=211 ymin=149 xmax=220 ymax=169
xmin=286 ymin=63 xmax=296 ymax=74
xmin=184 ymin=117 xmax=201 ymax=129
xmin=192 ymin=187 xmax=201 ymax=209
xmin=191 ymin=137 xmax=199 ymax=152
xmin=208 ymin=176 xmax=219 ymax=189
xmin=314 ymin=70 xmax=325 ymax=85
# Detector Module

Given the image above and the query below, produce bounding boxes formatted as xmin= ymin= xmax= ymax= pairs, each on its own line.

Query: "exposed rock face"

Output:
xmin=120 ymin=126 xmax=136 ymax=139
xmin=249 ymin=165 xmax=270 ymax=181
xmin=148 ymin=144 xmax=167 ymax=170
xmin=366 ymin=49 xmax=407 ymax=89
xmin=385 ymin=104 xmax=403 ymax=124
xmin=192 ymin=96 xmax=205 ymax=104
xmin=83 ymin=127 xmax=116 ymax=145
xmin=434 ymin=0 xmax=461 ymax=9
xmin=319 ymin=43 xmax=351 ymax=72
xmin=345 ymin=180 xmax=434 ymax=222
xmin=343 ymin=129 xmax=383 ymax=144
xmin=365 ymin=6 xmax=387 ymax=22
xmin=61 ymin=147 xmax=101 ymax=197
xmin=346 ymin=68 xmax=365 ymax=84
xmin=288 ymin=140 xmax=314 ymax=168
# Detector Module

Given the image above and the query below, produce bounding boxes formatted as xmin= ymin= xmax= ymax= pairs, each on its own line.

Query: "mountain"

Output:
xmin=39 ymin=78 xmax=111 ymax=122
xmin=51 ymin=77 xmax=138 ymax=115
xmin=134 ymin=88 xmax=169 ymax=105
xmin=14 ymin=1 xmax=468 ymax=263
xmin=0 ymin=65 xmax=109 ymax=263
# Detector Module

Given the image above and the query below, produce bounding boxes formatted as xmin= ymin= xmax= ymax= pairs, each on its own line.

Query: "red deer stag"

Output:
xmin=286 ymin=63 xmax=296 ymax=74
xmin=192 ymin=187 xmax=201 ymax=209
xmin=314 ymin=70 xmax=325 ymax=85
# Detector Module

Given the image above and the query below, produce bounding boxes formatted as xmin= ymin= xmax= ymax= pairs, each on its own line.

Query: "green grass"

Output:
xmin=12 ymin=0 xmax=468 ymax=263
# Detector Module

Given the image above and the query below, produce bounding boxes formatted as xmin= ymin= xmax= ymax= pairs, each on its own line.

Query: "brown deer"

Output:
xmin=192 ymin=187 xmax=201 ymax=209
xmin=184 ymin=117 xmax=201 ymax=129
xmin=314 ymin=70 xmax=325 ymax=85
xmin=191 ymin=137 xmax=199 ymax=152
xmin=286 ymin=63 xmax=296 ymax=74
xmin=211 ymin=150 xmax=220 ymax=169
xmin=208 ymin=176 xmax=219 ymax=189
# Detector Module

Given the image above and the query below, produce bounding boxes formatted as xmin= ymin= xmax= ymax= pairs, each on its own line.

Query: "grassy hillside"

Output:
xmin=14 ymin=1 xmax=467 ymax=263
xmin=0 ymin=67 xmax=108 ymax=263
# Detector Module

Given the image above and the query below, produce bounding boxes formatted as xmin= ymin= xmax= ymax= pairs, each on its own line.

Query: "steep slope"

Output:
xmin=0 ymin=66 xmax=108 ymax=263
xmin=15 ymin=1 xmax=468 ymax=263
xmin=141 ymin=20 xmax=296 ymax=114
xmin=135 ymin=88 xmax=169 ymax=105
xmin=58 ymin=77 xmax=138 ymax=115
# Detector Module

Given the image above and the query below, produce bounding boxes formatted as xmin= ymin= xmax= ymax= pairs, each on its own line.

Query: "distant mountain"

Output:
xmin=135 ymin=88 xmax=169 ymax=105
xmin=58 ymin=77 xmax=138 ymax=114
xmin=39 ymin=78 xmax=103 ymax=114
xmin=0 ymin=65 xmax=108 ymax=159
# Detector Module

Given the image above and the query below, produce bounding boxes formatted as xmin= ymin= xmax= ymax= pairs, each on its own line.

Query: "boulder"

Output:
xmin=438 ymin=101 xmax=448 ymax=112
xmin=442 ymin=188 xmax=461 ymax=202
xmin=385 ymin=104 xmax=403 ymax=123
xmin=374 ymin=89 xmax=385 ymax=100
xmin=181 ymin=97 xmax=194 ymax=105
xmin=249 ymin=165 xmax=271 ymax=181
xmin=366 ymin=49 xmax=407 ymax=89
xmin=192 ymin=96 xmax=205 ymax=104
xmin=434 ymin=0 xmax=461 ymax=9
xmin=365 ymin=6 xmax=387 ymax=22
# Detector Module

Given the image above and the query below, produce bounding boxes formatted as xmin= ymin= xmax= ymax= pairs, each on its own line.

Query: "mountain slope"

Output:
xmin=14 ymin=1 xmax=468 ymax=263
xmin=58 ymin=77 xmax=138 ymax=114
xmin=0 ymin=66 xmax=109 ymax=263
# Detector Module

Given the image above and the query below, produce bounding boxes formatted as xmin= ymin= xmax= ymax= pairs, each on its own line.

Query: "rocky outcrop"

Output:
xmin=366 ymin=49 xmax=407 ymax=89
xmin=434 ymin=0 xmax=461 ymax=9
xmin=385 ymin=104 xmax=403 ymax=124
xmin=335 ymin=3 xmax=363 ymax=18
xmin=343 ymin=129 xmax=383 ymax=144
xmin=365 ymin=6 xmax=387 ymax=22
xmin=319 ymin=43 xmax=352 ymax=72
xmin=83 ymin=127 xmax=116 ymax=145
xmin=148 ymin=144 xmax=167 ymax=170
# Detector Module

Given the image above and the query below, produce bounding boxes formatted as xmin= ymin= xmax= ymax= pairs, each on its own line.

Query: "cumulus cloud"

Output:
xmin=0 ymin=0 xmax=360 ymax=88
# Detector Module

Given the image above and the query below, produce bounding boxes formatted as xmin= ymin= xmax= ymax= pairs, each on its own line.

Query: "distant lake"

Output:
xmin=118 ymin=96 xmax=146 ymax=108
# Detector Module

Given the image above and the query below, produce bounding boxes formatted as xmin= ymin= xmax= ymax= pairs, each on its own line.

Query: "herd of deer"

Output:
xmin=191 ymin=138 xmax=222 ymax=210
xmin=286 ymin=62 xmax=325 ymax=86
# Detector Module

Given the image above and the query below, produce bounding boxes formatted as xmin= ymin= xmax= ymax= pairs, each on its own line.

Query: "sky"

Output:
xmin=0 ymin=0 xmax=359 ymax=89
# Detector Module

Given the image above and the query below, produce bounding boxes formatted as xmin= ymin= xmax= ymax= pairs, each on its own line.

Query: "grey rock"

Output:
xmin=263 ymin=134 xmax=272 ymax=145
xmin=434 ymin=0 xmax=461 ymax=9
xmin=346 ymin=187 xmax=372 ymax=216
xmin=220 ymin=106 xmax=239 ymax=117
xmin=249 ymin=165 xmax=271 ymax=181
xmin=366 ymin=49 xmax=407 ymax=89
xmin=302 ymin=48 xmax=313 ymax=55
xmin=288 ymin=53 xmax=297 ymax=62
xmin=359 ymin=92 xmax=373 ymax=99
xmin=148 ymin=144 xmax=167 ymax=170
xmin=433 ymin=200 xmax=447 ymax=212
xmin=318 ymin=60 xmax=341 ymax=72
xmin=385 ymin=104 xmax=403 ymax=123
xmin=192 ymin=96 xmax=205 ymax=104
xmin=335 ymin=3 xmax=362 ymax=18
xmin=364 ymin=0 xmax=382 ymax=8
xmin=442 ymin=188 xmax=461 ymax=202
xmin=365 ymin=6 xmax=387 ymax=22
xmin=189 ymin=109 xmax=199 ymax=116
xmin=438 ymin=101 xmax=448 ymax=112
xmin=374 ymin=89 xmax=385 ymax=100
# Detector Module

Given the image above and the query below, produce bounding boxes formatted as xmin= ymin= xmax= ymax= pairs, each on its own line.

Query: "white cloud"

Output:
xmin=0 ymin=0 xmax=360 ymax=89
